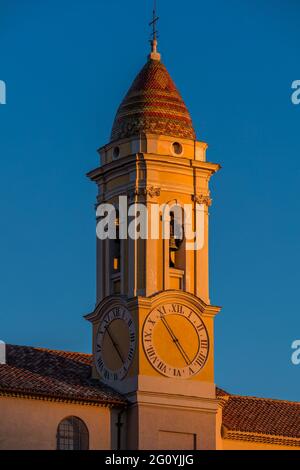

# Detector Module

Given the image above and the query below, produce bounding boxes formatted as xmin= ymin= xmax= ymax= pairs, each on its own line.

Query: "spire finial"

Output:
xmin=148 ymin=0 xmax=161 ymax=61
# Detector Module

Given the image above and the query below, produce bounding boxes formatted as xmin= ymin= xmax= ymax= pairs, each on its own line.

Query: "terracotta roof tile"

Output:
xmin=219 ymin=391 xmax=300 ymax=439
xmin=111 ymin=59 xmax=196 ymax=142
xmin=216 ymin=387 xmax=231 ymax=397
xmin=2 ymin=345 xmax=300 ymax=439
xmin=0 ymin=345 xmax=126 ymax=406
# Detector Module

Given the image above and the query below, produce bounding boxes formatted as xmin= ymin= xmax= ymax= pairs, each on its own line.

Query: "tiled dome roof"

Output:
xmin=110 ymin=58 xmax=196 ymax=142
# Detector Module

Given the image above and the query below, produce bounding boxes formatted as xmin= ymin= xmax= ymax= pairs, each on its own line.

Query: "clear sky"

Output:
xmin=1 ymin=0 xmax=300 ymax=401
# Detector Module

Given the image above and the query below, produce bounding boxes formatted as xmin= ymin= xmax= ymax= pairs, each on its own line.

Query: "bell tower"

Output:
xmin=85 ymin=29 xmax=221 ymax=450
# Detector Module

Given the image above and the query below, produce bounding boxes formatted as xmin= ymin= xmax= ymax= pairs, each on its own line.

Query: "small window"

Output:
xmin=172 ymin=142 xmax=183 ymax=156
xmin=113 ymin=146 xmax=120 ymax=159
xmin=169 ymin=210 xmax=184 ymax=268
xmin=57 ymin=417 xmax=89 ymax=451
xmin=111 ymin=213 xmax=121 ymax=274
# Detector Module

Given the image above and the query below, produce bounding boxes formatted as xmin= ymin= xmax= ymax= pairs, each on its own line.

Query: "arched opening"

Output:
xmin=169 ymin=208 xmax=184 ymax=269
xmin=110 ymin=208 xmax=121 ymax=294
xmin=56 ymin=416 xmax=89 ymax=450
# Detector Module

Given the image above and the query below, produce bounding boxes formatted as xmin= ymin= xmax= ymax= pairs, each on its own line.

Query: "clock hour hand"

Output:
xmin=106 ymin=326 xmax=125 ymax=364
xmin=160 ymin=315 xmax=191 ymax=365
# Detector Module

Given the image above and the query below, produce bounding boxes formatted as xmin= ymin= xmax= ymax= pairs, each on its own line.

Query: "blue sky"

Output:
xmin=0 ymin=0 xmax=300 ymax=401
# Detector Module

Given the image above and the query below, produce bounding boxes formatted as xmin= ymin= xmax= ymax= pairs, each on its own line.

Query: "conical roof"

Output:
xmin=110 ymin=58 xmax=196 ymax=142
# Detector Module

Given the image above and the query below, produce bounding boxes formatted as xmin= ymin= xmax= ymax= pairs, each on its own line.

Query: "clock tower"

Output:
xmin=85 ymin=36 xmax=221 ymax=450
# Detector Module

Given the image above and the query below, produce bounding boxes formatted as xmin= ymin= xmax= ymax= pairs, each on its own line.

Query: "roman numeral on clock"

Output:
xmin=97 ymin=358 xmax=104 ymax=370
xmin=157 ymin=361 xmax=167 ymax=373
xmin=146 ymin=346 xmax=158 ymax=364
xmin=128 ymin=348 xmax=134 ymax=361
xmin=144 ymin=331 xmax=152 ymax=342
xmin=195 ymin=353 xmax=207 ymax=368
xmin=197 ymin=323 xmax=205 ymax=332
xmin=170 ymin=304 xmax=183 ymax=314
xmin=129 ymin=332 xmax=135 ymax=343
xmin=146 ymin=346 xmax=156 ymax=358
xmin=157 ymin=306 xmax=167 ymax=317
xmin=112 ymin=307 xmax=120 ymax=318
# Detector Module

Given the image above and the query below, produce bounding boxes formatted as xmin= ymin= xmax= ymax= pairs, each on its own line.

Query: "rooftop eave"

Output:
xmin=222 ymin=429 xmax=300 ymax=447
xmin=0 ymin=388 xmax=127 ymax=408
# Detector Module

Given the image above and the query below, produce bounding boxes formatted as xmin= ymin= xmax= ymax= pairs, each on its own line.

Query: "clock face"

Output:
xmin=143 ymin=302 xmax=209 ymax=379
xmin=95 ymin=306 xmax=136 ymax=381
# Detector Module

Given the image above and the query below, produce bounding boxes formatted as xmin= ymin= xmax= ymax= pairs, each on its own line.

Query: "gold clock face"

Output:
xmin=143 ymin=303 xmax=209 ymax=378
xmin=95 ymin=306 xmax=136 ymax=382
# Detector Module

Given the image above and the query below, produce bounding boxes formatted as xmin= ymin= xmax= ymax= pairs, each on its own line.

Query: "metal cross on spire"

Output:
xmin=149 ymin=0 xmax=159 ymax=42
xmin=149 ymin=0 xmax=160 ymax=58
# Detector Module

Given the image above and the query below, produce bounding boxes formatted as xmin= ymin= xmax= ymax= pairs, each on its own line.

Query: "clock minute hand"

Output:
xmin=106 ymin=327 xmax=125 ymax=364
xmin=161 ymin=317 xmax=190 ymax=365
xmin=160 ymin=315 xmax=191 ymax=366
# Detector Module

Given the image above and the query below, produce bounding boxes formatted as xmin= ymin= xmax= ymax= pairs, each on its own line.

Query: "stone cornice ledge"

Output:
xmin=127 ymin=390 xmax=219 ymax=414
xmin=191 ymin=161 xmax=221 ymax=174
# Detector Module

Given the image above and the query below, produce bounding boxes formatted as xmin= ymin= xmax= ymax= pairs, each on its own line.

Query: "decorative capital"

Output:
xmin=192 ymin=194 xmax=212 ymax=207
xmin=145 ymin=186 xmax=161 ymax=198
xmin=128 ymin=186 xmax=161 ymax=201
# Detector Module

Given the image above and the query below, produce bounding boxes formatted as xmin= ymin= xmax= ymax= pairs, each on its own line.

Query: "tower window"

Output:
xmin=113 ymin=256 xmax=120 ymax=271
xmin=113 ymin=146 xmax=120 ymax=159
xmin=172 ymin=142 xmax=183 ymax=156
xmin=56 ymin=416 xmax=89 ymax=450
xmin=169 ymin=211 xmax=184 ymax=268
xmin=112 ymin=216 xmax=121 ymax=273
xmin=109 ymin=210 xmax=121 ymax=294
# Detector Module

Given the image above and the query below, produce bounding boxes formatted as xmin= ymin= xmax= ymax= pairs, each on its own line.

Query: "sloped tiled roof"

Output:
xmin=111 ymin=58 xmax=196 ymax=142
xmin=1 ymin=344 xmax=300 ymax=441
xmin=0 ymin=345 xmax=126 ymax=406
xmin=217 ymin=388 xmax=300 ymax=439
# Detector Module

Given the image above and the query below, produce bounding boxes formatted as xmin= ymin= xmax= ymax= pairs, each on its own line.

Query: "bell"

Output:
xmin=169 ymin=234 xmax=179 ymax=251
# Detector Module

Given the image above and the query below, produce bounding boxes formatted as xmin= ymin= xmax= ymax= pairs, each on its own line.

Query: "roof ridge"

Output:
xmin=228 ymin=392 xmax=300 ymax=406
xmin=7 ymin=344 xmax=92 ymax=358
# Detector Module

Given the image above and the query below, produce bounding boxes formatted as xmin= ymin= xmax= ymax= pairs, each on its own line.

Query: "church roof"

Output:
xmin=0 ymin=345 xmax=126 ymax=407
xmin=217 ymin=389 xmax=300 ymax=441
xmin=1 ymin=344 xmax=300 ymax=443
xmin=110 ymin=58 xmax=196 ymax=142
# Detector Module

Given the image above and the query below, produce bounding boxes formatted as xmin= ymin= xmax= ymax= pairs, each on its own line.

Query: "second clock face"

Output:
xmin=143 ymin=303 xmax=209 ymax=379
xmin=95 ymin=306 xmax=136 ymax=382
